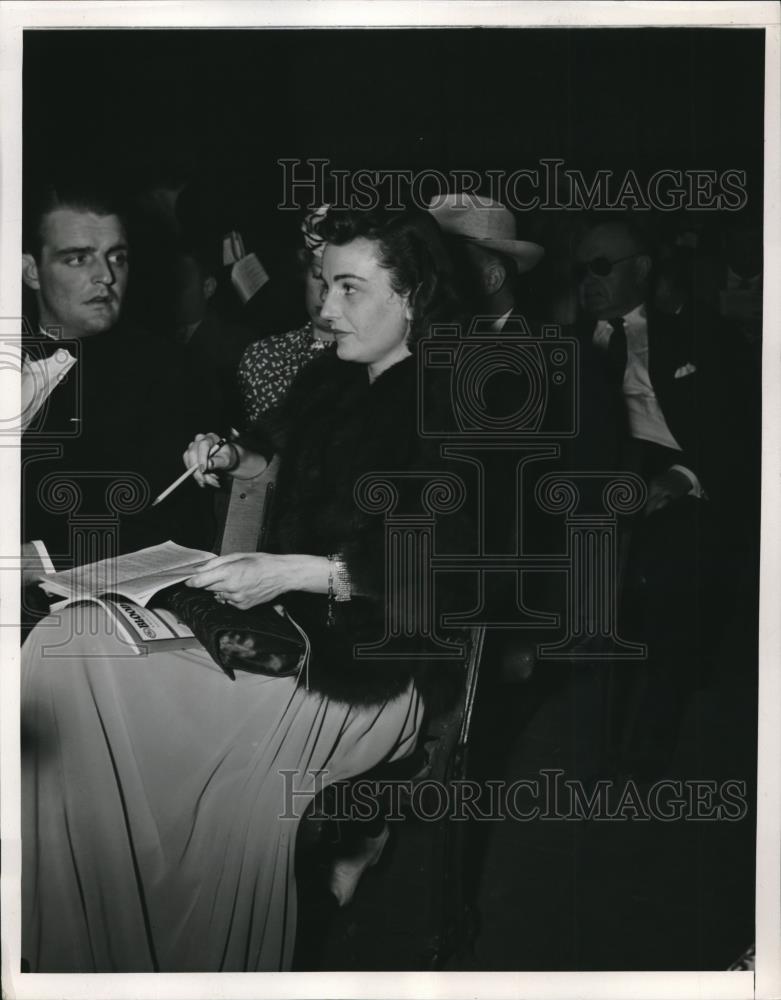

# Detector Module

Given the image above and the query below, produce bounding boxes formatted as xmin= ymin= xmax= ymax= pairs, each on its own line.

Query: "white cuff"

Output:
xmin=31 ymin=539 xmax=56 ymax=574
xmin=669 ymin=464 xmax=707 ymax=500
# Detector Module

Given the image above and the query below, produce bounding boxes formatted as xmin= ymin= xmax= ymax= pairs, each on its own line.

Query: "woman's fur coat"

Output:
xmin=249 ymin=351 xmax=469 ymax=709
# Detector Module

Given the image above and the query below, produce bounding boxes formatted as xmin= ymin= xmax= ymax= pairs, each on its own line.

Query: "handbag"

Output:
xmin=156 ymin=585 xmax=308 ymax=681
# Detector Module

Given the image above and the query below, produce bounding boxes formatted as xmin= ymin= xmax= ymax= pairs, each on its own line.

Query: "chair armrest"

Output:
xmin=218 ymin=455 xmax=280 ymax=554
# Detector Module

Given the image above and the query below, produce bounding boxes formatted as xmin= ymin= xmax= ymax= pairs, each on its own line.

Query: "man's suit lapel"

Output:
xmin=648 ymin=306 xmax=699 ymax=382
xmin=647 ymin=307 xmax=676 ymax=394
xmin=499 ymin=313 xmax=534 ymax=335
xmin=646 ymin=306 xmax=698 ymax=458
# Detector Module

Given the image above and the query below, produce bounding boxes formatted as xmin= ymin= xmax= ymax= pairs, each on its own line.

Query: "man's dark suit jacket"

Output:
xmin=564 ymin=301 xmax=759 ymax=668
xmin=569 ymin=302 xmax=750 ymax=513
xmin=22 ymin=323 xmax=219 ymax=570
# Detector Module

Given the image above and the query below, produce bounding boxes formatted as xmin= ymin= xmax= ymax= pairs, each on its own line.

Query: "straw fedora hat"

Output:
xmin=426 ymin=193 xmax=544 ymax=273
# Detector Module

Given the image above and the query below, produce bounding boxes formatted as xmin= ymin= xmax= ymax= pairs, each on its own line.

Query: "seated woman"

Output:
xmin=21 ymin=205 xmax=466 ymax=973
xmin=238 ymin=203 xmax=335 ymax=426
xmin=232 ymin=205 xmax=391 ymax=905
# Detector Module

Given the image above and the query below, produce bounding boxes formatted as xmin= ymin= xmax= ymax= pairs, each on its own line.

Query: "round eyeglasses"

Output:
xmin=575 ymin=252 xmax=640 ymax=279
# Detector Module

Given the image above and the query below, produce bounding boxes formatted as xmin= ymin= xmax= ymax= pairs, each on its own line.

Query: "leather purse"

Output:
xmin=156 ymin=585 xmax=307 ymax=681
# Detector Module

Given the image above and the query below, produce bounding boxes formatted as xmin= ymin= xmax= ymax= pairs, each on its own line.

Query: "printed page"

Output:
xmin=39 ymin=541 xmax=214 ymax=605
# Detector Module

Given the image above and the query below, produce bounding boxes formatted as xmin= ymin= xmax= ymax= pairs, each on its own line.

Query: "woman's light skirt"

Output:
xmin=21 ymin=604 xmax=422 ymax=971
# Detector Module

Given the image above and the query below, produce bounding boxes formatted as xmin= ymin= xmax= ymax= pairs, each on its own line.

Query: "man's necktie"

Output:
xmin=606 ymin=317 xmax=627 ymax=388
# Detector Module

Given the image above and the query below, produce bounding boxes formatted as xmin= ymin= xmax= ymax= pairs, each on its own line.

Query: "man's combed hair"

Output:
xmin=23 ymin=179 xmax=127 ymax=259
xmin=315 ymin=206 xmax=463 ymax=342
xmin=584 ymin=212 xmax=655 ymax=258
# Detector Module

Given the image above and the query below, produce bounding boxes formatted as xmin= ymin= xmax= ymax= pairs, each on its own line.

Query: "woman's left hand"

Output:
xmin=186 ymin=553 xmax=295 ymax=609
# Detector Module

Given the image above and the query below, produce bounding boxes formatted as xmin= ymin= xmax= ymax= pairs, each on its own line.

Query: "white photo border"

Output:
xmin=1 ymin=3 xmax=778 ymax=999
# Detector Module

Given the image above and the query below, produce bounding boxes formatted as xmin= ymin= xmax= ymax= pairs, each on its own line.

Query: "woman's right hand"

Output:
xmin=183 ymin=433 xmax=269 ymax=488
xmin=183 ymin=433 xmax=238 ymax=489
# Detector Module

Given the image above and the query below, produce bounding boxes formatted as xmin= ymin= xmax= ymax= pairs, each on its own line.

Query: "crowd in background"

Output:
xmin=18 ymin=164 xmax=763 ymax=972
xmin=120 ymin=167 xmax=763 ymax=381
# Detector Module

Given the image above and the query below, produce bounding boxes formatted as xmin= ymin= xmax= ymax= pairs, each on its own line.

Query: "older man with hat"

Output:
xmin=427 ymin=192 xmax=543 ymax=331
xmin=426 ymin=193 xmax=551 ymax=685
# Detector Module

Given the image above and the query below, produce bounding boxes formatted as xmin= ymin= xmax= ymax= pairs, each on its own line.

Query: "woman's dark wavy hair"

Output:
xmin=315 ymin=206 xmax=463 ymax=344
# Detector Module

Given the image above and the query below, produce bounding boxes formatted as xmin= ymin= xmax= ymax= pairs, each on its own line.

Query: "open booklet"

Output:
xmin=35 ymin=542 xmax=216 ymax=655
xmin=37 ymin=541 xmax=214 ymax=606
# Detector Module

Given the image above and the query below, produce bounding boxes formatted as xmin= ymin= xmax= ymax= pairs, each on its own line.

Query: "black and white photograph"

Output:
xmin=1 ymin=3 xmax=779 ymax=998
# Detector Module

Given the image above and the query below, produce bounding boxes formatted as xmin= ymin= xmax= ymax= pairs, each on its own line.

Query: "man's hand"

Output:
xmin=501 ymin=638 xmax=536 ymax=682
xmin=644 ymin=468 xmax=692 ymax=516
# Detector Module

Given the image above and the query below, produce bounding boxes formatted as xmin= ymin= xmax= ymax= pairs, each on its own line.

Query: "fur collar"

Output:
xmin=266 ymin=353 xmax=463 ymax=709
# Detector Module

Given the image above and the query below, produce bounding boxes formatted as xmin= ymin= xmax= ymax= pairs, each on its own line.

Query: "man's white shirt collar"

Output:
xmin=492 ymin=308 xmax=514 ymax=333
xmin=22 ymin=330 xmax=77 ymax=430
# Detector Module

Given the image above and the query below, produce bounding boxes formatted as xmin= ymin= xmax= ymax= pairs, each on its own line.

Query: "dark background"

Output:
xmin=24 ymin=27 xmax=765 ymax=201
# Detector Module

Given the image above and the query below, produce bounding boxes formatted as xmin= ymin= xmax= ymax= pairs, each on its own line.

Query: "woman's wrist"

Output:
xmin=275 ymin=554 xmax=355 ymax=627
xmin=326 ymin=554 xmax=351 ymax=626
xmin=327 ymin=555 xmax=351 ymax=602
xmin=280 ymin=554 xmax=332 ymax=594
xmin=274 ymin=555 xmax=355 ymax=597
xmin=228 ymin=445 xmax=269 ymax=481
